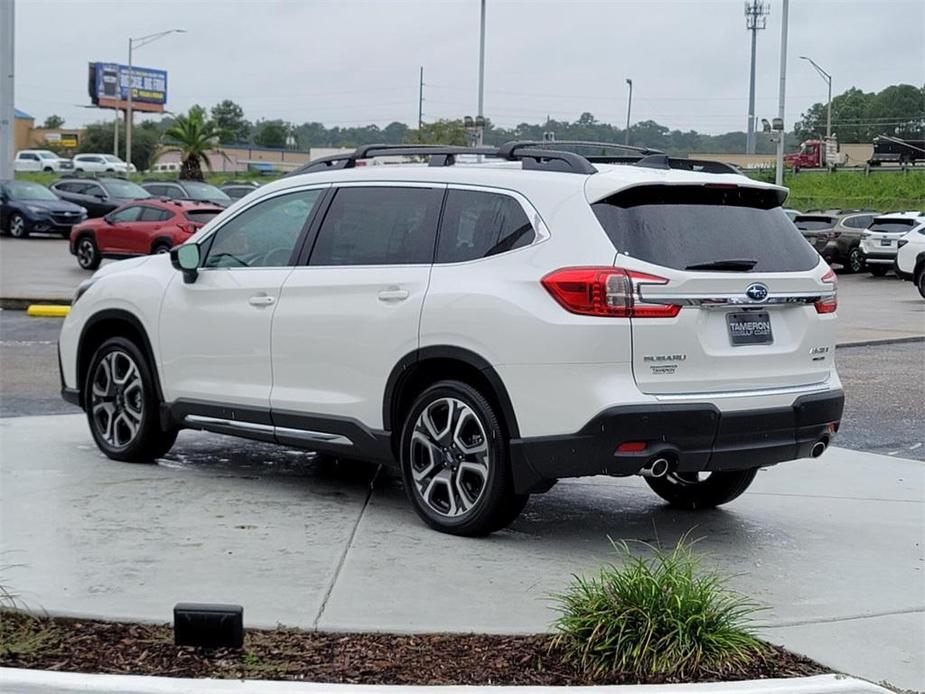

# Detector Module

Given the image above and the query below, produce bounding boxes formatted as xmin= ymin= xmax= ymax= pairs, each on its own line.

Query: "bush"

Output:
xmin=552 ymin=539 xmax=767 ymax=678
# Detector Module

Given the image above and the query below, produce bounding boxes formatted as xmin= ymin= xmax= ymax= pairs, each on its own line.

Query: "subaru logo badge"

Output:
xmin=745 ymin=283 xmax=769 ymax=302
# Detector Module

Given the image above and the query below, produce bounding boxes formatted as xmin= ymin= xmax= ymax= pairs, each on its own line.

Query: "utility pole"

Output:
xmin=113 ymin=108 xmax=119 ymax=156
xmin=744 ymin=1 xmax=769 ymax=155
xmin=418 ymin=66 xmax=424 ymax=130
xmin=775 ymin=0 xmax=789 ymax=186
xmin=0 ymin=0 xmax=15 ymax=180
xmin=477 ymin=0 xmax=486 ymax=146
xmin=624 ymin=79 xmax=633 ymax=145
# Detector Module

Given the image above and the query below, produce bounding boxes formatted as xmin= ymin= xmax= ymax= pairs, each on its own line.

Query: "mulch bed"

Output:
xmin=0 ymin=610 xmax=827 ymax=685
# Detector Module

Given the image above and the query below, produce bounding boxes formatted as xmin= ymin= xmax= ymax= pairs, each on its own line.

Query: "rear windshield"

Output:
xmin=794 ymin=216 xmax=835 ymax=230
xmin=868 ymin=219 xmax=915 ymax=233
xmin=592 ymin=185 xmax=819 ymax=272
xmin=185 ymin=210 xmax=221 ymax=224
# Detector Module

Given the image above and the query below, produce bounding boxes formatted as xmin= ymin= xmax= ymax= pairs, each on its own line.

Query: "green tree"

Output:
xmin=405 ymin=119 xmax=467 ymax=146
xmin=210 ymin=100 xmax=250 ymax=144
xmin=41 ymin=115 xmax=65 ymax=129
xmin=253 ymin=120 xmax=289 ymax=148
xmin=867 ymin=84 xmax=925 ymax=138
xmin=159 ymin=108 xmax=224 ymax=180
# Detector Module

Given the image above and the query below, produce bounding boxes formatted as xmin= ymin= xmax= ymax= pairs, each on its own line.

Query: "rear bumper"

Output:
xmin=860 ymin=249 xmax=897 ymax=265
xmin=509 ymin=390 xmax=845 ymax=493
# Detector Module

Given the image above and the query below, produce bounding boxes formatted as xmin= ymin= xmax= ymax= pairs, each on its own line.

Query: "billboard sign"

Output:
xmin=88 ymin=62 xmax=167 ymax=112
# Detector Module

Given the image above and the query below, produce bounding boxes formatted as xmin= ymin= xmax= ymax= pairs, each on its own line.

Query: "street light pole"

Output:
xmin=477 ymin=0 xmax=486 ymax=146
xmin=125 ymin=28 xmax=185 ymax=168
xmin=624 ymin=78 xmax=633 ymax=145
xmin=774 ymin=0 xmax=789 ymax=187
xmin=800 ymin=56 xmax=832 ymax=138
xmin=0 ymin=0 xmax=15 ymax=181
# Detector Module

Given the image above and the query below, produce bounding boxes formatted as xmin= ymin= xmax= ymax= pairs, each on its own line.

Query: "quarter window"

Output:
xmin=310 ymin=186 xmax=442 ymax=266
xmin=203 ymin=189 xmax=322 ymax=268
xmin=437 ymin=189 xmax=535 ymax=263
xmin=140 ymin=206 xmax=171 ymax=222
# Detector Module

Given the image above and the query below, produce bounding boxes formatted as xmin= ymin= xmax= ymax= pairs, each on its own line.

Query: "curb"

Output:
xmin=836 ymin=336 xmax=924 ymax=348
xmin=0 ymin=670 xmax=896 ymax=694
xmin=26 ymin=304 xmax=71 ymax=317
xmin=0 ymin=297 xmax=71 ymax=310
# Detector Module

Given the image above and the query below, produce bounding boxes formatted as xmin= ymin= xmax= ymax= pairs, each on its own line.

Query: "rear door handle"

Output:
xmin=248 ymin=294 xmax=276 ymax=307
xmin=378 ymin=289 xmax=409 ymax=302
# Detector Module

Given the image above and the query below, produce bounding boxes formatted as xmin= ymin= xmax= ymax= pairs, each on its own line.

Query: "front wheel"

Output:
xmin=869 ymin=265 xmax=888 ymax=277
xmin=645 ymin=469 xmax=758 ymax=510
xmin=8 ymin=213 xmax=29 ymax=238
xmin=917 ymin=271 xmax=925 ymax=300
xmin=847 ymin=247 xmax=865 ymax=274
xmin=399 ymin=381 xmax=526 ymax=536
xmin=85 ymin=337 xmax=177 ymax=462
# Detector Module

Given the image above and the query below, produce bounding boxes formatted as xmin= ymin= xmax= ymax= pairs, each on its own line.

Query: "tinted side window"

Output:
xmin=437 ymin=190 xmax=535 ymax=263
xmin=310 ymin=187 xmax=442 ymax=266
xmin=140 ymin=206 xmax=171 ymax=222
xmin=843 ymin=215 xmax=874 ymax=229
xmin=203 ymin=189 xmax=322 ymax=268
xmin=109 ymin=206 xmax=144 ymax=223
xmin=145 ymin=184 xmax=167 ymax=197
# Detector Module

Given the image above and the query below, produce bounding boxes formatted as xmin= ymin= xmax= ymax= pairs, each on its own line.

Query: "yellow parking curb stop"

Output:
xmin=27 ymin=305 xmax=71 ymax=318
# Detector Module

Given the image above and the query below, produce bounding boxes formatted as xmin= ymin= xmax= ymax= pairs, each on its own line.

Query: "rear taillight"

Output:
xmin=541 ymin=267 xmax=681 ymax=318
xmin=898 ymin=239 xmax=909 ymax=249
xmin=177 ymin=222 xmax=198 ymax=234
xmin=815 ymin=267 xmax=837 ymax=314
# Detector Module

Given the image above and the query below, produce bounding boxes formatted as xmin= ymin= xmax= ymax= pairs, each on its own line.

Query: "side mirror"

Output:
xmin=103 ymin=215 xmax=114 ymax=225
xmin=171 ymin=244 xmax=201 ymax=284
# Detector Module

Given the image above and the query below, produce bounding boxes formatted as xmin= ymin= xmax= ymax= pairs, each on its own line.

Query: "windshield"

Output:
xmin=102 ymin=155 xmax=123 ymax=163
xmin=794 ymin=216 xmax=836 ymax=231
xmin=4 ymin=181 xmax=59 ymax=201
xmin=869 ymin=219 xmax=916 ymax=233
xmin=37 ymin=151 xmax=59 ymax=159
xmin=592 ymin=185 xmax=819 ymax=273
xmin=182 ymin=181 xmax=231 ymax=202
xmin=101 ymin=179 xmax=151 ymax=199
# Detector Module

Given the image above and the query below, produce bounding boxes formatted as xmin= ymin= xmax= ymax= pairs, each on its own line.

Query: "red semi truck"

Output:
xmin=784 ymin=137 xmax=846 ymax=169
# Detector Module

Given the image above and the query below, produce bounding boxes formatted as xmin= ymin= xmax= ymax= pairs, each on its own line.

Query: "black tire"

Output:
xmin=76 ymin=235 xmax=101 ymax=270
xmin=84 ymin=336 xmax=178 ymax=463
xmin=917 ymin=271 xmax=925 ymax=300
xmin=151 ymin=242 xmax=172 ymax=255
xmin=645 ymin=469 xmax=758 ymax=510
xmin=847 ymin=247 xmax=865 ymax=274
xmin=869 ymin=265 xmax=888 ymax=277
xmin=399 ymin=380 xmax=526 ymax=536
xmin=8 ymin=213 xmax=29 ymax=238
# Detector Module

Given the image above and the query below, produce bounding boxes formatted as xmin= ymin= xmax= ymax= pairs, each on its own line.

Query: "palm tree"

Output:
xmin=158 ymin=108 xmax=225 ymax=180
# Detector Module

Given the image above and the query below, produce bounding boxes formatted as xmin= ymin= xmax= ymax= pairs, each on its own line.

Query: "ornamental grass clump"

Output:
xmin=552 ymin=539 xmax=768 ymax=679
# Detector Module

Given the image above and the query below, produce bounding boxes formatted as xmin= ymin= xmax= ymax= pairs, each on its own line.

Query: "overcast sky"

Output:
xmin=12 ymin=0 xmax=925 ymax=135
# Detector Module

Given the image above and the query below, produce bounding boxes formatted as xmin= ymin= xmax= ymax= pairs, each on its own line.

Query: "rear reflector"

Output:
xmin=616 ymin=441 xmax=647 ymax=453
xmin=541 ymin=267 xmax=681 ymax=318
xmin=815 ymin=267 xmax=838 ymax=314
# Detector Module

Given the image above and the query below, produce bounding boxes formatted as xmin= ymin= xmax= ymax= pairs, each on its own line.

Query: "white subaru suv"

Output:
xmin=894 ymin=215 xmax=925 ymax=298
xmin=58 ymin=142 xmax=845 ymax=536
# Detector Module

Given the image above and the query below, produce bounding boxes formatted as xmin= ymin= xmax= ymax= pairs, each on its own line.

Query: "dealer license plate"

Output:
xmin=726 ymin=312 xmax=773 ymax=346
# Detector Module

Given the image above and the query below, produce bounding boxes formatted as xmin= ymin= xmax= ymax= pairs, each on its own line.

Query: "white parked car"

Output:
xmin=894 ymin=217 xmax=925 ymax=298
xmin=72 ymin=153 xmax=132 ymax=174
xmin=859 ymin=212 xmax=925 ymax=276
xmin=14 ymin=149 xmax=73 ymax=173
xmin=58 ymin=142 xmax=845 ymax=536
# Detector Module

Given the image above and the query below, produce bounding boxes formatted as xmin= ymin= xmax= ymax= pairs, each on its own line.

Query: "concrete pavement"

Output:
xmin=1 ymin=414 xmax=922 ymax=690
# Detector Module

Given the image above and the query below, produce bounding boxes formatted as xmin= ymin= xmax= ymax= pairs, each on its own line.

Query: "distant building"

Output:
xmin=14 ymin=109 xmax=34 ymax=151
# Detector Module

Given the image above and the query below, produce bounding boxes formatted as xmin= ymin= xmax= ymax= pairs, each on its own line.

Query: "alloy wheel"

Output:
xmin=849 ymin=249 xmax=864 ymax=273
xmin=409 ymin=397 xmax=490 ymax=518
xmin=90 ymin=350 xmax=144 ymax=449
xmin=77 ymin=239 xmax=96 ymax=268
xmin=663 ymin=471 xmax=712 ymax=486
xmin=9 ymin=215 xmax=25 ymax=238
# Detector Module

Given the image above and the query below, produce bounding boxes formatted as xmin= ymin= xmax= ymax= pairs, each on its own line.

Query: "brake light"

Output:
xmin=177 ymin=222 xmax=198 ymax=234
xmin=541 ymin=267 xmax=681 ymax=318
xmin=815 ymin=267 xmax=837 ymax=314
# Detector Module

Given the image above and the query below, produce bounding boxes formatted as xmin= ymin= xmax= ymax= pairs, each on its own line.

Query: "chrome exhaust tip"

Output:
xmin=811 ymin=440 xmax=828 ymax=458
xmin=640 ymin=457 xmax=671 ymax=479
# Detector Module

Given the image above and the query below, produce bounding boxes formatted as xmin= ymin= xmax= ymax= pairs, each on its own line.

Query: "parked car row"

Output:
xmin=14 ymin=150 xmax=137 ymax=174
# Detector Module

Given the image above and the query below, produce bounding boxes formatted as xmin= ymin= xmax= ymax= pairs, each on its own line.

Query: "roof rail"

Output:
xmin=497 ymin=140 xmax=663 ymax=157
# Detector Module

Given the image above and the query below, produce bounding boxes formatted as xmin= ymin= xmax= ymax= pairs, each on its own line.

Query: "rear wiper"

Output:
xmin=685 ymin=259 xmax=758 ymax=271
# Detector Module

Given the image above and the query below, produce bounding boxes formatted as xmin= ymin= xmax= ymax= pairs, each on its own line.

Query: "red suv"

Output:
xmin=70 ymin=199 xmax=223 ymax=270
